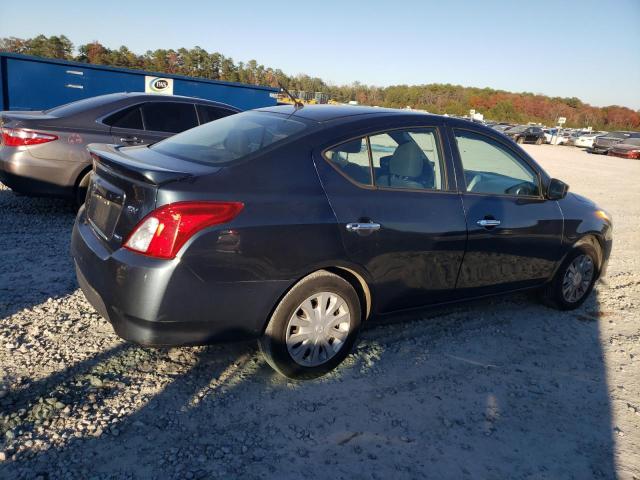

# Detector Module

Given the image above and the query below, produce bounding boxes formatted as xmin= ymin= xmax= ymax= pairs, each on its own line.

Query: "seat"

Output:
xmin=377 ymin=142 xmax=425 ymax=189
xmin=224 ymin=128 xmax=255 ymax=158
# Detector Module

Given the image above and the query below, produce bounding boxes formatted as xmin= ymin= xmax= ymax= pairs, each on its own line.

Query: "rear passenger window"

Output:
xmin=324 ymin=138 xmax=372 ymax=186
xmin=103 ymin=106 xmax=143 ymax=130
xmin=370 ymin=129 xmax=443 ymax=190
xmin=141 ymin=102 xmax=199 ymax=133
xmin=197 ymin=105 xmax=235 ymax=124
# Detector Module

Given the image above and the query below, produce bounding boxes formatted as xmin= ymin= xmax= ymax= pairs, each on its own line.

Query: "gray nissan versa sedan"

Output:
xmin=0 ymin=93 xmax=240 ymax=205
xmin=71 ymin=105 xmax=613 ymax=379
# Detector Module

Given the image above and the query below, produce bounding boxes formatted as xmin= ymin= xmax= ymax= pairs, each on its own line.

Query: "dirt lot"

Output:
xmin=1 ymin=145 xmax=638 ymax=479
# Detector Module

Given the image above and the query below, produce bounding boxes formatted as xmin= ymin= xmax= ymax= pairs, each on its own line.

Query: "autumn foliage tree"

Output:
xmin=1 ymin=35 xmax=638 ymax=130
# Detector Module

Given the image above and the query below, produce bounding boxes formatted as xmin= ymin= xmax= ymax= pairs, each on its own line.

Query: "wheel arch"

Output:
xmin=572 ymin=233 xmax=605 ymax=274
xmin=260 ymin=265 xmax=373 ymax=336
xmin=323 ymin=266 xmax=372 ymax=321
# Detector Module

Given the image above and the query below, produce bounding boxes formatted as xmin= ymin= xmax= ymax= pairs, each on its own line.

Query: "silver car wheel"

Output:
xmin=562 ymin=254 xmax=594 ymax=303
xmin=285 ymin=291 xmax=351 ymax=367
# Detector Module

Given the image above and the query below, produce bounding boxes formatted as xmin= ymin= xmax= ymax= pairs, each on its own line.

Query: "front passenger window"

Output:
xmin=324 ymin=138 xmax=372 ymax=186
xmin=454 ymin=130 xmax=540 ymax=197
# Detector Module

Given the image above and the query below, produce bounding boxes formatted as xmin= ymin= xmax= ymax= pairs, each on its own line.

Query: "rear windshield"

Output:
xmin=623 ymin=138 xmax=640 ymax=146
xmin=150 ymin=111 xmax=309 ymax=165
xmin=45 ymin=95 xmax=123 ymax=117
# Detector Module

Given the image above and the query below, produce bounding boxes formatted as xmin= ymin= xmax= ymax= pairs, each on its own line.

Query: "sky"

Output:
xmin=1 ymin=0 xmax=639 ymax=109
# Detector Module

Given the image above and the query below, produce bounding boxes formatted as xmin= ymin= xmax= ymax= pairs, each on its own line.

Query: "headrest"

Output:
xmin=224 ymin=128 xmax=254 ymax=158
xmin=390 ymin=142 xmax=423 ymax=177
xmin=339 ymin=139 xmax=364 ymax=154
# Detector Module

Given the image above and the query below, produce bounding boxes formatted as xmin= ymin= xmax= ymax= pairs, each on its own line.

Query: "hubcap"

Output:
xmin=285 ymin=292 xmax=351 ymax=367
xmin=562 ymin=254 xmax=594 ymax=303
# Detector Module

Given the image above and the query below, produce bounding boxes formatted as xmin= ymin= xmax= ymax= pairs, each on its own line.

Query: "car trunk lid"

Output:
xmin=85 ymin=143 xmax=220 ymax=251
xmin=0 ymin=111 xmax=58 ymax=127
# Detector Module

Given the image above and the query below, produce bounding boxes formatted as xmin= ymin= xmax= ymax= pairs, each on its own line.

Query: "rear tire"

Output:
xmin=75 ymin=171 xmax=92 ymax=208
xmin=540 ymin=245 xmax=599 ymax=310
xmin=259 ymin=270 xmax=362 ymax=379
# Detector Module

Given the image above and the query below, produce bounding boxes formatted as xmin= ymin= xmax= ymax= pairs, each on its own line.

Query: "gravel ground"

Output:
xmin=0 ymin=145 xmax=638 ymax=479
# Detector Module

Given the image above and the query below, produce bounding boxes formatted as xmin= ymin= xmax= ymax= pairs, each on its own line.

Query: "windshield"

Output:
xmin=151 ymin=111 xmax=310 ymax=165
xmin=506 ymin=126 xmax=527 ymax=133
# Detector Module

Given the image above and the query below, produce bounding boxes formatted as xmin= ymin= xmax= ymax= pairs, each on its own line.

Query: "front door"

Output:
xmin=314 ymin=126 xmax=467 ymax=314
xmin=450 ymin=127 xmax=563 ymax=296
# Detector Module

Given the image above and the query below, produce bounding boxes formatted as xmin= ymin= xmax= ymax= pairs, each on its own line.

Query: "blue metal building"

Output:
xmin=0 ymin=53 xmax=278 ymax=111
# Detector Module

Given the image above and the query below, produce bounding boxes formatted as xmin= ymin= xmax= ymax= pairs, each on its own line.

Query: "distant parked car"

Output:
xmin=543 ymin=128 xmax=558 ymax=144
xmin=607 ymin=138 xmax=640 ymax=159
xmin=492 ymin=123 xmax=514 ymax=134
xmin=504 ymin=125 xmax=545 ymax=144
xmin=591 ymin=131 xmax=640 ymax=155
xmin=0 ymin=93 xmax=241 ymax=205
xmin=565 ymin=130 xmax=591 ymax=146
xmin=574 ymin=131 xmax=607 ymax=149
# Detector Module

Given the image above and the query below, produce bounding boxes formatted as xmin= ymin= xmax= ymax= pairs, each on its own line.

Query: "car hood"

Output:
xmin=567 ymin=192 xmax=596 ymax=208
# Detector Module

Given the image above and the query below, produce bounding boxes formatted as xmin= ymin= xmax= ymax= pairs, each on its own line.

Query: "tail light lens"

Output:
xmin=1 ymin=127 xmax=58 ymax=146
xmin=124 ymin=201 xmax=244 ymax=259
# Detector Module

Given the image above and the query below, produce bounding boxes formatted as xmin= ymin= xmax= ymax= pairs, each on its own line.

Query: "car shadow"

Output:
xmin=1 ymin=283 xmax=617 ymax=479
xmin=0 ymin=187 xmax=77 ymax=319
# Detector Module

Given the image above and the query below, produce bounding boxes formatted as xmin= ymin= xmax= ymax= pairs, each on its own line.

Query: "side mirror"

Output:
xmin=547 ymin=178 xmax=569 ymax=200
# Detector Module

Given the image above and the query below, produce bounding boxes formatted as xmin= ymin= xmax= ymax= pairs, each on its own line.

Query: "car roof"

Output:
xmin=47 ymin=92 xmax=239 ymax=115
xmin=256 ymin=104 xmax=438 ymax=123
xmin=119 ymin=92 xmax=240 ymax=110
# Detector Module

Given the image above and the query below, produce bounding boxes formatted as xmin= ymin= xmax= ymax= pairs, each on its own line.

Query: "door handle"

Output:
xmin=477 ymin=219 xmax=501 ymax=228
xmin=120 ymin=136 xmax=142 ymax=145
xmin=346 ymin=222 xmax=381 ymax=234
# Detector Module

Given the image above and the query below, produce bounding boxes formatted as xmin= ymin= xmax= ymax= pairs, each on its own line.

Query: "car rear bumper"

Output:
xmin=71 ymin=209 xmax=290 ymax=346
xmin=0 ymin=146 xmax=87 ymax=197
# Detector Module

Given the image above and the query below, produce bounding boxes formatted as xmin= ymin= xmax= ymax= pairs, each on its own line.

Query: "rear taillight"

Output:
xmin=1 ymin=127 xmax=58 ymax=147
xmin=124 ymin=201 xmax=244 ymax=259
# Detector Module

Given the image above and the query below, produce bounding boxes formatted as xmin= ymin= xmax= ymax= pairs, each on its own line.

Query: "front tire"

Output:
xmin=516 ymin=136 xmax=525 ymax=144
xmin=259 ymin=270 xmax=362 ymax=379
xmin=540 ymin=245 xmax=599 ymax=310
xmin=535 ymin=137 xmax=543 ymax=145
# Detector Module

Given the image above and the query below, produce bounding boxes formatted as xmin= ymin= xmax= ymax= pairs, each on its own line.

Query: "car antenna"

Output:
xmin=278 ymin=82 xmax=303 ymax=109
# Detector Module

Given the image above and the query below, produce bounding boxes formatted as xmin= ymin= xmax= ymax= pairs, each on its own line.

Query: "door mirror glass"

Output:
xmin=547 ymin=178 xmax=569 ymax=200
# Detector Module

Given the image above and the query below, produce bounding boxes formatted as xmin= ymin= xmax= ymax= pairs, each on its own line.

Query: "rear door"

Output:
xmin=450 ymin=126 xmax=563 ymax=295
xmin=105 ymin=104 xmax=158 ymax=146
xmin=140 ymin=102 xmax=199 ymax=140
xmin=106 ymin=102 xmax=200 ymax=146
xmin=314 ymin=122 xmax=467 ymax=313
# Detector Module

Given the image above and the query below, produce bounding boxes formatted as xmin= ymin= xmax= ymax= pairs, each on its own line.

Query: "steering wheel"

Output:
xmin=506 ymin=181 xmax=533 ymax=196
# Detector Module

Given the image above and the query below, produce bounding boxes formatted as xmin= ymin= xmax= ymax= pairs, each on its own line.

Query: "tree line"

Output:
xmin=1 ymin=35 xmax=638 ymax=130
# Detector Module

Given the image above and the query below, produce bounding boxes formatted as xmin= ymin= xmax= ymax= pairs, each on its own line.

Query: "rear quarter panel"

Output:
xmin=156 ymin=141 xmax=348 ymax=284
